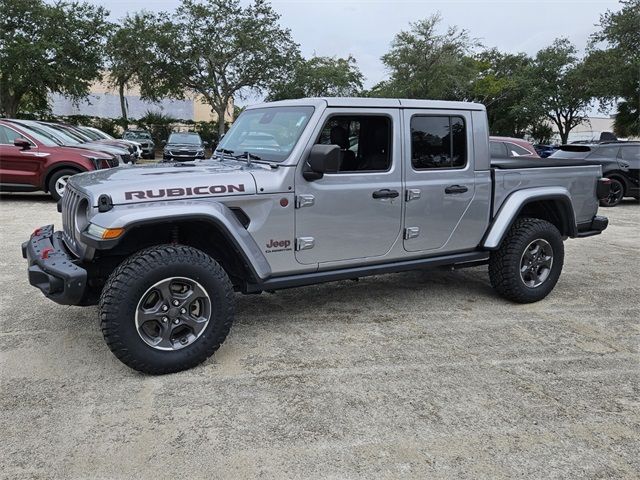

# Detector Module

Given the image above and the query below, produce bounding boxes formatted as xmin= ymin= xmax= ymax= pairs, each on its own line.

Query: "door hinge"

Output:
xmin=295 ymin=194 xmax=315 ymax=208
xmin=404 ymin=227 xmax=420 ymax=240
xmin=295 ymin=237 xmax=315 ymax=251
xmin=406 ymin=189 xmax=421 ymax=202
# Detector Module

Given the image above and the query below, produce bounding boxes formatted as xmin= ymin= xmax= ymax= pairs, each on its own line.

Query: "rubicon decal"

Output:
xmin=125 ymin=184 xmax=245 ymax=200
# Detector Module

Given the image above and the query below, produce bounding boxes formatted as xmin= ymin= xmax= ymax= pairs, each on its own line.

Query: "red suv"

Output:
xmin=0 ymin=120 xmax=118 ymax=200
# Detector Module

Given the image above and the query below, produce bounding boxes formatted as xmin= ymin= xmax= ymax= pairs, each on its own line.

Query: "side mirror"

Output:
xmin=14 ymin=138 xmax=31 ymax=150
xmin=161 ymin=140 xmax=167 ymax=145
xmin=303 ymin=144 xmax=341 ymax=181
xmin=203 ymin=141 xmax=210 ymax=147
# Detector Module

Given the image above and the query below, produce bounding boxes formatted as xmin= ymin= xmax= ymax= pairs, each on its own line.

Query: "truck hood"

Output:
xmin=69 ymin=159 xmax=261 ymax=205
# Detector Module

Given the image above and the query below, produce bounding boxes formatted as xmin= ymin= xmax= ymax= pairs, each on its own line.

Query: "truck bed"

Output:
xmin=491 ymin=162 xmax=602 ymax=226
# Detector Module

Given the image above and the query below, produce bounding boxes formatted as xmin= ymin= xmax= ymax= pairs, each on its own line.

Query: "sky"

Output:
xmin=84 ymin=0 xmax=621 ymax=109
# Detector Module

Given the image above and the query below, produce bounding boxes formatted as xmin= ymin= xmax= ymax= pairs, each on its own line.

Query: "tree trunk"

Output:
xmin=560 ymin=129 xmax=569 ymax=145
xmin=2 ymin=93 xmax=19 ymax=118
xmin=118 ymin=82 xmax=128 ymax=122
xmin=216 ymin=103 xmax=227 ymax=137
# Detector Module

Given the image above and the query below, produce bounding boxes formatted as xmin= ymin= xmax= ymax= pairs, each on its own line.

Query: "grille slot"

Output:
xmin=61 ymin=186 xmax=85 ymax=256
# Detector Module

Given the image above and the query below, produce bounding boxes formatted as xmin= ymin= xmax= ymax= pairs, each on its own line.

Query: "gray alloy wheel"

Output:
xmin=519 ymin=239 xmax=553 ymax=288
xmin=600 ymin=178 xmax=624 ymax=207
xmin=135 ymin=276 xmax=211 ymax=351
xmin=54 ymin=174 xmax=71 ymax=197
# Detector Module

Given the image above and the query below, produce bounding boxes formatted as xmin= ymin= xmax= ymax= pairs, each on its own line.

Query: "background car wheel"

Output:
xmin=599 ymin=178 xmax=624 ymax=207
xmin=489 ymin=217 xmax=564 ymax=303
xmin=99 ymin=245 xmax=235 ymax=374
xmin=47 ymin=168 xmax=78 ymax=201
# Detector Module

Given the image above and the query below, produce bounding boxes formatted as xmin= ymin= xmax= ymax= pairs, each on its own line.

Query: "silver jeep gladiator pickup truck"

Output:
xmin=23 ymin=98 xmax=610 ymax=374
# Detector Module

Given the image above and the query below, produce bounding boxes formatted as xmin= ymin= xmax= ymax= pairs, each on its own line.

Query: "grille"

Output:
xmin=121 ymin=153 xmax=132 ymax=163
xmin=61 ymin=186 xmax=86 ymax=256
xmin=171 ymin=150 xmax=197 ymax=156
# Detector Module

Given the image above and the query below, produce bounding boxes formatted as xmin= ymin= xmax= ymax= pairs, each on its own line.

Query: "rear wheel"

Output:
xmin=47 ymin=168 xmax=78 ymax=201
xmin=599 ymin=178 xmax=624 ymax=207
xmin=489 ymin=217 xmax=564 ymax=303
xmin=99 ymin=245 xmax=235 ymax=374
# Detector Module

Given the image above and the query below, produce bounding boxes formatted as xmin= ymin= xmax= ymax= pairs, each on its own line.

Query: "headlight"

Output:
xmin=86 ymin=223 xmax=124 ymax=240
xmin=81 ymin=153 xmax=101 ymax=168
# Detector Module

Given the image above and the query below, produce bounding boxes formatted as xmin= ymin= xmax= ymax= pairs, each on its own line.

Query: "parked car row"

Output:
xmin=0 ymin=119 xmax=129 ymax=200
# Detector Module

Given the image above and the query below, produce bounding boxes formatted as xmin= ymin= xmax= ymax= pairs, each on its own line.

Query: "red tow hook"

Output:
xmin=41 ymin=247 xmax=54 ymax=259
xmin=33 ymin=228 xmax=42 ymax=236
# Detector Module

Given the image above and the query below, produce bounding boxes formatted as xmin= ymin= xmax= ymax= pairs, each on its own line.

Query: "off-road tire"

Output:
xmin=47 ymin=168 xmax=78 ymax=201
xmin=99 ymin=245 xmax=234 ymax=374
xmin=489 ymin=217 xmax=564 ymax=303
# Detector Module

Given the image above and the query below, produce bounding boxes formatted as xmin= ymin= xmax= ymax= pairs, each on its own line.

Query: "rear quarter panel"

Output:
xmin=493 ymin=165 xmax=602 ymax=225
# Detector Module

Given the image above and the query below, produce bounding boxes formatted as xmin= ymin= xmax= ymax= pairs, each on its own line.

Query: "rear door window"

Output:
xmin=506 ymin=143 xmax=533 ymax=157
xmin=410 ymin=115 xmax=467 ymax=169
xmin=588 ymin=146 xmax=619 ymax=159
xmin=620 ymin=145 xmax=640 ymax=162
xmin=490 ymin=141 xmax=507 ymax=157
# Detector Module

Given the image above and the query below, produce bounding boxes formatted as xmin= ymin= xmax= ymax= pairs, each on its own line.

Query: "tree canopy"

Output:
xmin=0 ymin=0 xmax=110 ymax=117
xmin=370 ymin=14 xmax=480 ymax=100
xmin=267 ymin=55 xmax=364 ymax=101
xmin=155 ymin=0 xmax=300 ymax=135
xmin=584 ymin=0 xmax=639 ymax=137
xmin=105 ymin=12 xmax=170 ymax=122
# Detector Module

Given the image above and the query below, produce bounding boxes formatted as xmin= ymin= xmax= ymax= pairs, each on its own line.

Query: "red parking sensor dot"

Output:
xmin=41 ymin=247 xmax=54 ymax=259
xmin=280 ymin=198 xmax=289 ymax=207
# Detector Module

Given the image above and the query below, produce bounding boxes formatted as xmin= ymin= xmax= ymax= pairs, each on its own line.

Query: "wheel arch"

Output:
xmin=83 ymin=201 xmax=272 ymax=287
xmin=483 ymin=188 xmax=577 ymax=250
xmin=42 ymin=163 xmax=86 ymax=192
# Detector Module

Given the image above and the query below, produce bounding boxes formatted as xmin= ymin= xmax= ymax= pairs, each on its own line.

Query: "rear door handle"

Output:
xmin=372 ymin=189 xmax=399 ymax=199
xmin=445 ymin=185 xmax=468 ymax=194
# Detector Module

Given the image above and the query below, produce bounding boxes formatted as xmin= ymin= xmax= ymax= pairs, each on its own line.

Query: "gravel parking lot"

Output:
xmin=1 ymin=193 xmax=638 ymax=479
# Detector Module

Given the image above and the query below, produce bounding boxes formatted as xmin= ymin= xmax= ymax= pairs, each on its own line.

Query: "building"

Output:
xmin=551 ymin=116 xmax=638 ymax=143
xmin=49 ymin=75 xmax=234 ymax=123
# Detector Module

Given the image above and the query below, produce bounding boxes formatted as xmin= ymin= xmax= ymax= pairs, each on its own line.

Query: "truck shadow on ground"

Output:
xmin=234 ymin=267 xmax=493 ymax=323
xmin=0 ymin=192 xmax=54 ymax=204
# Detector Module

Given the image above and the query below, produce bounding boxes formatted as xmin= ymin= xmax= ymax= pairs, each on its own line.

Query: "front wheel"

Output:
xmin=489 ymin=218 xmax=564 ymax=303
xmin=47 ymin=168 xmax=78 ymax=201
xmin=99 ymin=245 xmax=235 ymax=374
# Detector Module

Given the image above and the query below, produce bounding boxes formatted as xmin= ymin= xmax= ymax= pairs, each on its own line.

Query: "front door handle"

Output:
xmin=444 ymin=185 xmax=468 ymax=194
xmin=372 ymin=189 xmax=399 ymax=199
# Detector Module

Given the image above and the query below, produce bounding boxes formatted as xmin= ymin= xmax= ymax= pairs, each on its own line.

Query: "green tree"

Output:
xmin=371 ymin=13 xmax=480 ymax=100
xmin=155 ymin=0 xmax=299 ymax=136
xmin=0 ymin=0 xmax=110 ymax=117
xmin=267 ymin=55 xmax=364 ymax=101
xmin=471 ymin=49 xmax=543 ymax=137
xmin=585 ymin=0 xmax=639 ymax=137
xmin=532 ymin=39 xmax=593 ymax=144
xmin=106 ymin=12 xmax=168 ymax=122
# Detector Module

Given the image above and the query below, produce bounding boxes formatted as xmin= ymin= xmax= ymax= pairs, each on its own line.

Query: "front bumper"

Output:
xmin=22 ymin=225 xmax=88 ymax=305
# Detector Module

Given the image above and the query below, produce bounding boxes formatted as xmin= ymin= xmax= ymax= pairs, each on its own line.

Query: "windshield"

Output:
xmin=124 ymin=131 xmax=152 ymax=140
xmin=8 ymin=123 xmax=61 ymax=146
xmin=216 ymin=106 xmax=315 ymax=162
xmin=16 ymin=121 xmax=82 ymax=145
xmin=11 ymin=121 xmax=70 ymax=145
xmin=78 ymin=127 xmax=102 ymax=141
xmin=168 ymin=133 xmax=201 ymax=145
